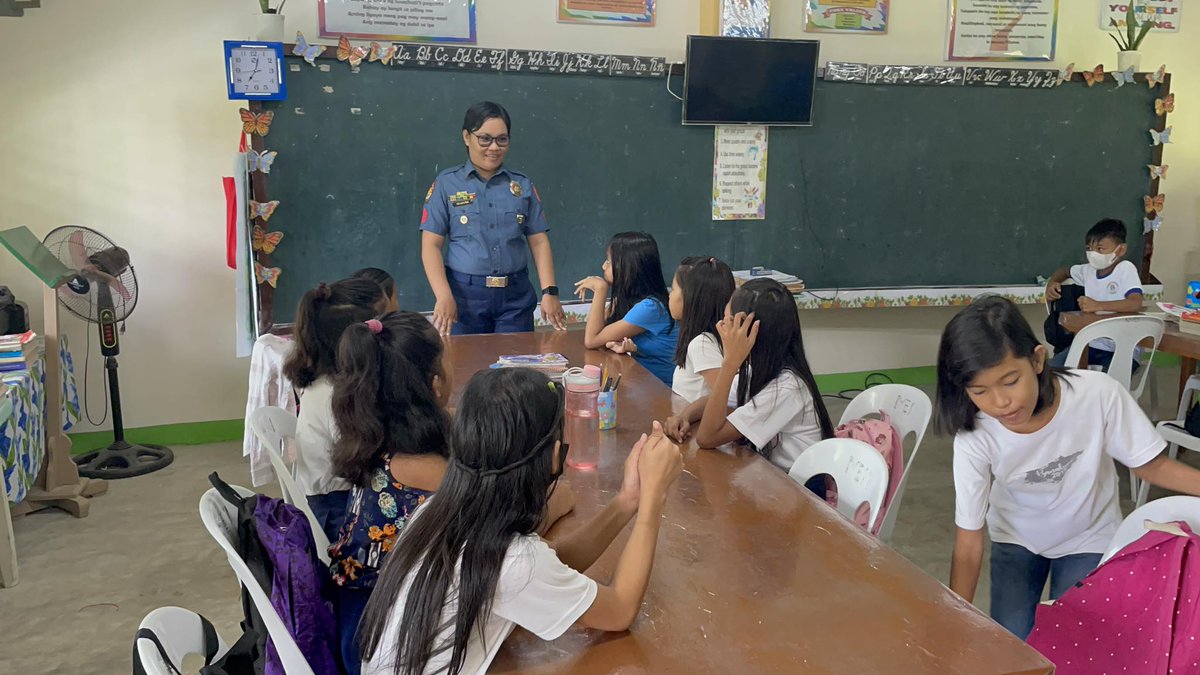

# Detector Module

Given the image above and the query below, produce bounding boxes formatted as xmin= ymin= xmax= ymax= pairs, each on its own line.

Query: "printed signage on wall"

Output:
xmin=947 ymin=0 xmax=1059 ymax=61
xmin=1100 ymin=1 xmax=1181 ymax=32
xmin=805 ymin=0 xmax=889 ymax=34
xmin=558 ymin=0 xmax=656 ymax=26
xmin=319 ymin=0 xmax=476 ymax=43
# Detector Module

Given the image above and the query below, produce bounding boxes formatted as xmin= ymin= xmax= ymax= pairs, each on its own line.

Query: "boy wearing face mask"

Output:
xmin=1045 ymin=218 xmax=1144 ymax=370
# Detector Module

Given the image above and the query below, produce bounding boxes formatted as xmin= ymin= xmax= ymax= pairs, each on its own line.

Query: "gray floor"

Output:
xmin=3 ymin=378 xmax=1195 ymax=673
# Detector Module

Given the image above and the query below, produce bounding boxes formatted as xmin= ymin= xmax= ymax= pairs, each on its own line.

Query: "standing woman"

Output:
xmin=419 ymin=101 xmax=567 ymax=335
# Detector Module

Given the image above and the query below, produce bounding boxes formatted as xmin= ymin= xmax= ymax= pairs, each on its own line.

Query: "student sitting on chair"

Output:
xmin=668 ymin=256 xmax=735 ymax=403
xmin=1044 ymin=218 xmax=1143 ymax=371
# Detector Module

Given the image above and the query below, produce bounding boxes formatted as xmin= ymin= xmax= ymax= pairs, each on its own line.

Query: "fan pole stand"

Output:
xmin=71 ymin=312 xmax=173 ymax=479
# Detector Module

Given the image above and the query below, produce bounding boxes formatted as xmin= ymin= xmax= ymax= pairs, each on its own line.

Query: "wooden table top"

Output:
xmin=1060 ymin=311 xmax=1200 ymax=360
xmin=443 ymin=331 xmax=1053 ymax=674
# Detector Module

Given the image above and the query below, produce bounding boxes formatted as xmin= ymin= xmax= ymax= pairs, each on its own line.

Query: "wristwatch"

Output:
xmin=542 ymin=286 xmax=559 ymax=296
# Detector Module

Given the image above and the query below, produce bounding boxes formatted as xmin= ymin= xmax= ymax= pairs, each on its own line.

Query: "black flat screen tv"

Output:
xmin=683 ymin=35 xmax=820 ymax=126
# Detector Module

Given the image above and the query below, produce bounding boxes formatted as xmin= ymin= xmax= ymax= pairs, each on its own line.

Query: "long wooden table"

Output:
xmin=445 ymin=331 xmax=1053 ymax=674
xmin=1060 ymin=310 xmax=1200 ymax=399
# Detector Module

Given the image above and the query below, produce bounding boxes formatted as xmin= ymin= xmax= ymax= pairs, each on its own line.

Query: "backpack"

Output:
xmin=829 ymin=411 xmax=904 ymax=535
xmin=132 ymin=611 xmax=260 ymax=675
xmin=1044 ymin=283 xmax=1085 ymax=355
xmin=207 ymin=472 xmax=274 ymax=675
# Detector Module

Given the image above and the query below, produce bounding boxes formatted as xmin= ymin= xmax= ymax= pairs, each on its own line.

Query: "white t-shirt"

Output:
xmin=1069 ymin=260 xmax=1144 ymax=353
xmin=672 ymin=333 xmax=724 ymax=403
xmin=294 ymin=377 xmax=351 ymax=495
xmin=727 ymin=371 xmax=824 ymax=472
xmin=953 ymin=370 xmax=1164 ymax=558
xmin=361 ymin=534 xmax=598 ymax=675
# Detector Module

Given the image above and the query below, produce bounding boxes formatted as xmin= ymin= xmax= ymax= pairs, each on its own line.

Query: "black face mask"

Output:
xmin=454 ymin=383 xmax=567 ymax=480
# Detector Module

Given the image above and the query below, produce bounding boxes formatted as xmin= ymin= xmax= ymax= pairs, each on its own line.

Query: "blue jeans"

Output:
xmin=989 ymin=542 xmax=1101 ymax=640
xmin=447 ymin=268 xmax=537 ymax=335
xmin=1049 ymin=347 xmax=1139 ymax=374
xmin=335 ymin=586 xmax=371 ymax=675
xmin=307 ymin=490 xmax=350 ymax=544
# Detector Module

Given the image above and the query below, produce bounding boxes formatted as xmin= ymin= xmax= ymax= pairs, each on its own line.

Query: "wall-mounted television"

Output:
xmin=683 ymin=35 xmax=820 ymax=126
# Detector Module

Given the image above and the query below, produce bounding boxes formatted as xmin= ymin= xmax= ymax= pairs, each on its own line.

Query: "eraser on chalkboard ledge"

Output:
xmin=750 ymin=266 xmax=772 ymax=276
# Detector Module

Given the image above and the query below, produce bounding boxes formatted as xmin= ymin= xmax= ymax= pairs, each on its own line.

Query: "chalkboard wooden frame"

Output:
xmin=243 ymin=49 xmax=1172 ymax=335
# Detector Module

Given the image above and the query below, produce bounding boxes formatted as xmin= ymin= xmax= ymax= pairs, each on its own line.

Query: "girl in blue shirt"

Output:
xmin=575 ymin=232 xmax=679 ymax=386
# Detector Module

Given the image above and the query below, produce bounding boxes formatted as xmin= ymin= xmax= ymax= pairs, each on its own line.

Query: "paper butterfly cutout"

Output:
xmin=1148 ymin=164 xmax=1169 ymax=180
xmin=246 ymin=150 xmax=278 ymax=174
xmin=369 ymin=42 xmax=397 ymax=66
xmin=293 ymin=31 xmax=326 ymax=66
xmin=1149 ymin=127 xmax=1173 ymax=146
xmin=239 ymin=109 xmax=273 ymax=136
xmin=1144 ymin=217 xmax=1163 ymax=234
xmin=1112 ymin=67 xmax=1136 ymax=88
xmin=1147 ymin=64 xmax=1167 ymax=88
xmin=1081 ymin=64 xmax=1105 ymax=87
xmin=1055 ymin=62 xmax=1074 ymax=86
xmin=1144 ymin=194 xmax=1165 ymax=214
xmin=252 ymin=226 xmax=284 ymax=254
xmin=337 ymin=36 xmax=368 ymax=68
xmin=1155 ymin=94 xmax=1175 ymax=116
xmin=249 ymin=200 xmax=280 ymax=221
xmin=254 ymin=262 xmax=282 ymax=288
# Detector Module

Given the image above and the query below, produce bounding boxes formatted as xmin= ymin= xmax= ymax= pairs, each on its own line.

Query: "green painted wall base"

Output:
xmin=68 ymin=357 xmax=1183 ymax=455
xmin=69 ymin=419 xmax=244 ymax=455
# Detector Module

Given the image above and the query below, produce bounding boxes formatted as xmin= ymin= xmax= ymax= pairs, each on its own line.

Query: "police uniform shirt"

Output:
xmin=420 ymin=163 xmax=549 ymax=277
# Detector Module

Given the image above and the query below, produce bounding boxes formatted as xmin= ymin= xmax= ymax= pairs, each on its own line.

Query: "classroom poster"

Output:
xmin=319 ymin=0 xmax=476 ymax=43
xmin=947 ymin=0 xmax=1059 ymax=61
xmin=1100 ymin=1 xmax=1181 ymax=32
xmin=558 ymin=0 xmax=655 ymax=26
xmin=805 ymin=0 xmax=890 ymax=33
xmin=712 ymin=126 xmax=767 ymax=220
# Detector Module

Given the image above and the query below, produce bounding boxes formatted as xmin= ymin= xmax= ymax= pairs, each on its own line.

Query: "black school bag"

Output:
xmin=1044 ymin=283 xmax=1086 ymax=355
xmin=132 ymin=473 xmax=273 ymax=674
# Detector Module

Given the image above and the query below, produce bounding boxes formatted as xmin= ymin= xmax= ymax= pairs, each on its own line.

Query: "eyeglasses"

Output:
xmin=472 ymin=133 xmax=510 ymax=147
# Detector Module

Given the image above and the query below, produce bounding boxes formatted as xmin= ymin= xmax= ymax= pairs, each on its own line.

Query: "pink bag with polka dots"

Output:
xmin=1028 ymin=522 xmax=1200 ymax=674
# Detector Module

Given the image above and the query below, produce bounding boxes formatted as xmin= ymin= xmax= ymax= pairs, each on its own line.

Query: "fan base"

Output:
xmin=73 ymin=440 xmax=174 ymax=480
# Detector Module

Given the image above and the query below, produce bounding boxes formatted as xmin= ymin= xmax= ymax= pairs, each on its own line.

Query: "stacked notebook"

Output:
xmin=733 ymin=269 xmax=805 ymax=293
xmin=491 ymin=353 xmax=570 ymax=376
xmin=0 ymin=331 xmax=38 ymax=373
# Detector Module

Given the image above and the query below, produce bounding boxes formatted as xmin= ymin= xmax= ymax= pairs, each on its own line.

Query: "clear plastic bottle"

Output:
xmin=564 ymin=365 xmax=602 ymax=470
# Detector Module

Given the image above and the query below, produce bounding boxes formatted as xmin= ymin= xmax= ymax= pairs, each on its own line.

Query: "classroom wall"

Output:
xmin=0 ymin=1 xmax=1193 ymax=432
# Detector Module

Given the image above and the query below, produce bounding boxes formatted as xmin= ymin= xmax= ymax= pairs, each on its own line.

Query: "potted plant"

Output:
xmin=255 ymin=0 xmax=286 ymax=42
xmin=1109 ymin=4 xmax=1154 ymax=72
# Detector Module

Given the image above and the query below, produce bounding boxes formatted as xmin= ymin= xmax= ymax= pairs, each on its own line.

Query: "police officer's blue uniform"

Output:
xmin=420 ymin=162 xmax=548 ymax=335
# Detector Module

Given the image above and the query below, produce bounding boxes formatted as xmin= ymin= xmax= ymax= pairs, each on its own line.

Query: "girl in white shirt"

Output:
xmin=668 ymin=256 xmax=735 ymax=403
xmin=665 ymin=279 xmax=835 ymax=474
xmin=358 ymin=368 xmax=683 ymax=675
xmin=283 ymin=278 xmax=385 ymax=541
xmin=938 ymin=296 xmax=1200 ymax=640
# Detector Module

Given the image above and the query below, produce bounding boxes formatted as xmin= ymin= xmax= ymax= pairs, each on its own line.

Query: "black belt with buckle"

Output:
xmin=447 ymin=268 xmax=527 ymax=289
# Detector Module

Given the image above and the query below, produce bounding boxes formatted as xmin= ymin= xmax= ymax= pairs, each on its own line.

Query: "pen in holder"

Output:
xmin=597 ymin=390 xmax=617 ymax=430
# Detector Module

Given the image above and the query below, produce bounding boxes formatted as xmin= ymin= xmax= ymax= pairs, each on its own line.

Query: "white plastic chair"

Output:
xmin=247 ymin=406 xmax=331 ymax=564
xmin=1143 ymin=374 xmax=1200 ymax=507
xmin=1064 ymin=315 xmax=1164 ymax=502
xmin=199 ymin=485 xmax=317 ymax=675
xmin=1100 ymin=495 xmax=1200 ymax=564
xmin=135 ymin=606 xmax=229 ymax=674
xmin=789 ymin=438 xmax=890 ymax=532
xmin=838 ymin=384 xmax=932 ymax=543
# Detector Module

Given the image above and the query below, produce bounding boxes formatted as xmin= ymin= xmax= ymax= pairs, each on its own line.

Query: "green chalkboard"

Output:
xmin=260 ymin=58 xmax=1158 ymax=324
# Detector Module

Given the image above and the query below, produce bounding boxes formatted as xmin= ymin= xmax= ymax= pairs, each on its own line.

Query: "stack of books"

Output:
xmin=1180 ymin=312 xmax=1200 ymax=336
xmin=733 ymin=268 xmax=805 ymax=293
xmin=0 ymin=330 xmax=37 ymax=373
xmin=491 ymin=353 xmax=570 ymax=376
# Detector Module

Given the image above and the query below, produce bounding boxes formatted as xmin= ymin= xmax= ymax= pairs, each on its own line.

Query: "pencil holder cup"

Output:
xmin=598 ymin=391 xmax=617 ymax=431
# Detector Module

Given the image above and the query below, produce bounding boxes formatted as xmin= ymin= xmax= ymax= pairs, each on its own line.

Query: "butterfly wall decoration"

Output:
xmin=369 ymin=42 xmax=397 ymax=66
xmin=1155 ymin=94 xmax=1175 ymax=116
xmin=246 ymin=150 xmax=278 ymax=174
xmin=1111 ymin=67 xmax=1135 ymax=88
xmin=1081 ymin=64 xmax=1105 ymax=87
xmin=1144 ymin=194 xmax=1165 ymax=214
xmin=1147 ymin=64 xmax=1167 ymax=88
xmin=254 ymin=262 xmax=282 ymax=288
xmin=338 ymin=36 xmax=368 ymax=68
xmin=252 ymin=226 xmax=284 ymax=254
xmin=1149 ymin=127 xmax=1173 ymax=146
xmin=249 ymin=200 xmax=280 ymax=221
xmin=239 ymin=109 xmax=273 ymax=136
xmin=293 ymin=31 xmax=326 ymax=66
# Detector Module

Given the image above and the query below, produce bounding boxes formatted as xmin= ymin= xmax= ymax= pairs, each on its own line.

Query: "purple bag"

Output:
xmin=254 ymin=496 xmax=339 ymax=675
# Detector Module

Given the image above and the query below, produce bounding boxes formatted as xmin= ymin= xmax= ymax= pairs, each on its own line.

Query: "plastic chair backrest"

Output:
xmin=247 ymin=407 xmax=331 ymax=563
xmin=789 ymin=438 xmax=890 ymax=531
xmin=1100 ymin=495 xmax=1200 ymax=564
xmin=838 ymin=384 xmax=932 ymax=542
xmin=135 ymin=606 xmax=229 ymax=675
xmin=1063 ymin=315 xmax=1164 ymax=399
xmin=198 ymin=486 xmax=317 ymax=675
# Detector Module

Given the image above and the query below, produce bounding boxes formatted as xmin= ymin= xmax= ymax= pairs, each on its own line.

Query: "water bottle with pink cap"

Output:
xmin=563 ymin=365 xmax=602 ymax=470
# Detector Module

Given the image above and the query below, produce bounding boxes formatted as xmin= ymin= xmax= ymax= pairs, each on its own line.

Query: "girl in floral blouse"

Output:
xmin=328 ymin=312 xmax=451 ymax=674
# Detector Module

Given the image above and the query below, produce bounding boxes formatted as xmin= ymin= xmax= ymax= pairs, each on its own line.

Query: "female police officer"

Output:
xmin=419 ymin=101 xmax=567 ymax=335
